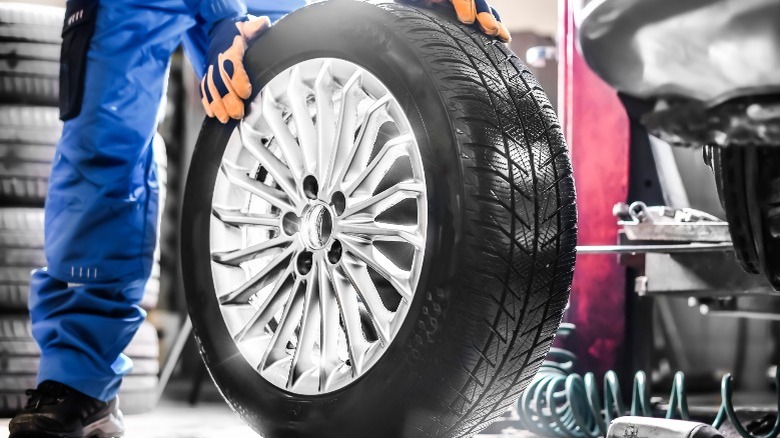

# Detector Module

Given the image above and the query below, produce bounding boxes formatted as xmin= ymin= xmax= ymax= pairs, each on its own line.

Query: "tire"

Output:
xmin=714 ymin=146 xmax=780 ymax=289
xmin=0 ymin=315 xmax=38 ymax=417
xmin=0 ymin=106 xmax=61 ymax=145
xmin=0 ymin=106 xmax=60 ymax=206
xmin=0 ymin=208 xmax=43 ymax=311
xmin=0 ymin=4 xmax=63 ymax=105
xmin=713 ymin=147 xmax=761 ymax=273
xmin=0 ymin=4 xmax=63 ymax=41
xmin=0 ymin=143 xmax=55 ymax=206
xmin=181 ymin=2 xmax=577 ymax=437
xmin=0 ymin=315 xmax=37 ymax=356
xmin=0 ymin=61 xmax=59 ymax=106
xmin=0 ymin=317 xmax=159 ymax=417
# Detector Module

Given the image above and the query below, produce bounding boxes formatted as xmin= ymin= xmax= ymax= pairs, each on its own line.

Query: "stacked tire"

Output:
xmin=0 ymin=3 xmax=161 ymax=416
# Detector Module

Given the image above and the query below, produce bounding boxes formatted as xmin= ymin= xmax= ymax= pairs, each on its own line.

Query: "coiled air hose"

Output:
xmin=517 ymin=323 xmax=780 ymax=438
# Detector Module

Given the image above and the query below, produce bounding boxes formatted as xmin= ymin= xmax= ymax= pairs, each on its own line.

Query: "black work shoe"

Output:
xmin=9 ymin=380 xmax=124 ymax=438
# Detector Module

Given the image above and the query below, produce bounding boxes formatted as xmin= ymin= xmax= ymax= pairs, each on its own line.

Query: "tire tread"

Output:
xmin=377 ymin=5 xmax=577 ymax=436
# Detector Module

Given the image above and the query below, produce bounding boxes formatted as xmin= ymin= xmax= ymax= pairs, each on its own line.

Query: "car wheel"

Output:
xmin=713 ymin=145 xmax=780 ymax=288
xmin=180 ymin=2 xmax=577 ymax=437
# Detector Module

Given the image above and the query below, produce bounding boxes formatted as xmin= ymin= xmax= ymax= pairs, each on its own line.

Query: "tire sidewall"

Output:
xmin=181 ymin=3 xmax=463 ymax=437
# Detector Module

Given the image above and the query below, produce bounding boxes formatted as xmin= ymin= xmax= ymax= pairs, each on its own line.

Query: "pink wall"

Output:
xmin=559 ymin=0 xmax=630 ymax=377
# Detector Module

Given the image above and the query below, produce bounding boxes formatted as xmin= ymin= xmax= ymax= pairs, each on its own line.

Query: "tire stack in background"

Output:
xmin=0 ymin=3 xmax=161 ymax=416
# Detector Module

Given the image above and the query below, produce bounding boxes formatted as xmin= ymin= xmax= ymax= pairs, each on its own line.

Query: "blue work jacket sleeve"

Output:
xmin=187 ymin=0 xmax=248 ymax=30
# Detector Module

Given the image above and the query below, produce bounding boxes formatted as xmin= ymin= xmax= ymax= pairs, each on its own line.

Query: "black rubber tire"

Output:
xmin=715 ymin=146 xmax=780 ymax=289
xmin=0 ymin=70 xmax=59 ymax=106
xmin=0 ymin=106 xmax=61 ymax=145
xmin=0 ymin=317 xmax=159 ymax=417
xmin=181 ymin=2 xmax=577 ymax=438
xmin=0 ymin=315 xmax=39 ymax=417
xmin=713 ymin=147 xmax=761 ymax=274
xmin=0 ymin=106 xmax=59 ymax=206
xmin=0 ymin=208 xmax=43 ymax=311
xmin=0 ymin=3 xmax=63 ymax=105
xmin=0 ymin=315 xmax=37 ymax=356
xmin=0 ymin=4 xmax=63 ymax=42
xmin=0 ymin=143 xmax=55 ymax=207
xmin=0 ymin=40 xmax=60 ymax=107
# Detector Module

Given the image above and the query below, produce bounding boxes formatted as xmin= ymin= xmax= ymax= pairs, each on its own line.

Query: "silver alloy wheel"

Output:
xmin=209 ymin=58 xmax=428 ymax=395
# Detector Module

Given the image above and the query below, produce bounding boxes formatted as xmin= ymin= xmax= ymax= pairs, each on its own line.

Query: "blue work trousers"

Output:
xmin=30 ymin=0 xmax=304 ymax=402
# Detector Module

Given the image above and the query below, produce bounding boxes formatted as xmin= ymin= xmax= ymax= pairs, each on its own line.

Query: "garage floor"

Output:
xmin=0 ymin=379 xmax=531 ymax=438
xmin=0 ymin=401 xmax=528 ymax=438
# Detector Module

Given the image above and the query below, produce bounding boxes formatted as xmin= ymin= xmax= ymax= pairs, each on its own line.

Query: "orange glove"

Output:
xmin=201 ymin=16 xmax=271 ymax=123
xmin=407 ymin=0 xmax=511 ymax=42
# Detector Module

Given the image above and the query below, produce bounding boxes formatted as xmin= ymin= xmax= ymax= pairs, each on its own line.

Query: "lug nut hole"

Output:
xmin=303 ymin=175 xmax=319 ymax=200
xmin=282 ymin=212 xmax=300 ymax=235
xmin=327 ymin=240 xmax=343 ymax=264
xmin=297 ymin=251 xmax=314 ymax=275
xmin=331 ymin=191 xmax=346 ymax=216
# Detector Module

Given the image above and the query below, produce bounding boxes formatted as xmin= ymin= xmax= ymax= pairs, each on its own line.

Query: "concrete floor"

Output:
xmin=0 ymin=400 xmax=529 ymax=438
xmin=1 ymin=400 xmax=260 ymax=438
xmin=0 ymin=377 xmax=533 ymax=437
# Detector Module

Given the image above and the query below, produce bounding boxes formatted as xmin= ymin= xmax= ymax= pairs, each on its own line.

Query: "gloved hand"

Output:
xmin=400 ymin=0 xmax=510 ymax=42
xmin=201 ymin=16 xmax=271 ymax=123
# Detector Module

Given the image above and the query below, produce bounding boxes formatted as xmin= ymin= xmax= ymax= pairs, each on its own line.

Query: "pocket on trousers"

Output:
xmin=59 ymin=0 xmax=99 ymax=121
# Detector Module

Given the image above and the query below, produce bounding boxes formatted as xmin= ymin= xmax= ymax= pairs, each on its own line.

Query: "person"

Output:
xmin=8 ymin=0 xmax=508 ymax=436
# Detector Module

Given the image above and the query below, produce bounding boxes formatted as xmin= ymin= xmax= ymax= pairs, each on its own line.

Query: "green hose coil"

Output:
xmin=517 ymin=323 xmax=780 ymax=438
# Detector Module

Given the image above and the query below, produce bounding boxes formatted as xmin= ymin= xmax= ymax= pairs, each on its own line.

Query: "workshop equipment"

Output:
xmin=517 ymin=324 xmax=780 ymax=438
xmin=607 ymin=417 xmax=723 ymax=438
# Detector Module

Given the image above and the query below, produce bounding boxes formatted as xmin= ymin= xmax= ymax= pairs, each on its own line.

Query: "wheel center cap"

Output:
xmin=302 ymin=203 xmax=334 ymax=250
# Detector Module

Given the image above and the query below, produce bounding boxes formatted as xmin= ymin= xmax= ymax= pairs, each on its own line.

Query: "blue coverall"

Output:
xmin=30 ymin=0 xmax=305 ymax=402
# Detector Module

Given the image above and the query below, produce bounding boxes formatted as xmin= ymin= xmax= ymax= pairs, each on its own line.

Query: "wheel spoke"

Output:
xmin=288 ymin=257 xmax=321 ymax=388
xmin=287 ymin=65 xmax=317 ymax=177
xmin=221 ymin=162 xmax=295 ymax=212
xmin=314 ymin=61 xmax=336 ymax=184
xmin=338 ymin=221 xmax=424 ymax=249
xmin=336 ymin=95 xmax=392 ymax=186
xmin=212 ymin=235 xmax=293 ymax=267
xmin=233 ymin=262 xmax=296 ymax=343
xmin=329 ymin=263 xmax=370 ymax=376
xmin=342 ymin=182 xmax=424 ymax=219
xmin=344 ymin=134 xmax=414 ymax=197
xmin=324 ymin=70 xmax=363 ymax=194
xmin=340 ymin=258 xmax=391 ymax=345
xmin=212 ymin=207 xmax=279 ymax=228
xmin=259 ymin=277 xmax=305 ymax=371
xmin=318 ymin=258 xmax=341 ymax=390
xmin=339 ymin=237 xmax=413 ymax=300
xmin=262 ymin=88 xmax=305 ymax=182
xmin=219 ymin=243 xmax=299 ymax=306
xmin=239 ymin=123 xmax=302 ymax=206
